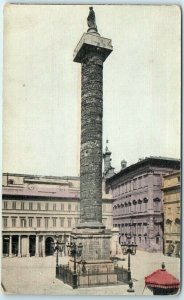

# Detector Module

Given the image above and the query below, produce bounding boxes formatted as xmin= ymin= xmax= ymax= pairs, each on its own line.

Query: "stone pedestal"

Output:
xmin=72 ymin=228 xmax=112 ymax=261
xmin=69 ymin=228 xmax=117 ymax=285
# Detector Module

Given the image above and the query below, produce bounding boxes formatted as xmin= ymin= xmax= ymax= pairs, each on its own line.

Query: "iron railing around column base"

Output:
xmin=56 ymin=264 xmax=129 ymax=288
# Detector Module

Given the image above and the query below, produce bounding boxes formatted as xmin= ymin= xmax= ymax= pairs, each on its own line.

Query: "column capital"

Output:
xmin=73 ymin=33 xmax=113 ymax=63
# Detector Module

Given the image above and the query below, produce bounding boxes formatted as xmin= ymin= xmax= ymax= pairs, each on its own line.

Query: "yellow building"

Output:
xmin=2 ymin=173 xmax=113 ymax=257
xmin=162 ymin=171 xmax=180 ymax=257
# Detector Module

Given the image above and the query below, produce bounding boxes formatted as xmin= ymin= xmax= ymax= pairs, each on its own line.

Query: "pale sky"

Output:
xmin=3 ymin=4 xmax=181 ymax=177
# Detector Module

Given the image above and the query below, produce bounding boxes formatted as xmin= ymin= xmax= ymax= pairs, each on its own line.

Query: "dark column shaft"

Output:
xmin=80 ymin=52 xmax=103 ymax=224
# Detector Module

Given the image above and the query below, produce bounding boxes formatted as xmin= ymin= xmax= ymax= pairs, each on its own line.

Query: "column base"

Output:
xmin=67 ymin=227 xmax=118 ymax=287
xmin=71 ymin=227 xmax=112 ymax=261
xmin=68 ymin=259 xmax=118 ymax=287
xmin=18 ymin=253 xmax=21 ymax=258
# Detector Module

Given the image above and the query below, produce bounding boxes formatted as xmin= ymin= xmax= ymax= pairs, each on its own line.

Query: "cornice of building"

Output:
xmin=2 ymin=172 xmax=80 ymax=181
xmin=161 ymin=184 xmax=180 ymax=191
xmin=106 ymin=157 xmax=180 ymax=184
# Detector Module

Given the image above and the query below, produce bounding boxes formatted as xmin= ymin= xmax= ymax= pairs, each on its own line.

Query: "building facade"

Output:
xmin=2 ymin=173 xmax=113 ymax=257
xmin=105 ymin=157 xmax=180 ymax=252
xmin=162 ymin=171 xmax=180 ymax=257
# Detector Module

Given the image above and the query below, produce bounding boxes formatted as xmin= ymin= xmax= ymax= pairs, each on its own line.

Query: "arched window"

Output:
xmin=117 ymin=204 xmax=120 ymax=215
xmin=165 ymin=219 xmax=172 ymax=233
xmin=143 ymin=198 xmax=148 ymax=212
xmin=175 ymin=218 xmax=180 ymax=233
xmin=138 ymin=199 xmax=142 ymax=212
xmin=128 ymin=202 xmax=131 ymax=213
xmin=133 ymin=200 xmax=137 ymax=213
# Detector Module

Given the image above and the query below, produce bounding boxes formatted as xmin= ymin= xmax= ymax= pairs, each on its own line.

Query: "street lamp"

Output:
xmin=121 ymin=234 xmax=137 ymax=292
xmin=67 ymin=236 xmax=83 ymax=289
xmin=52 ymin=235 xmax=65 ymax=275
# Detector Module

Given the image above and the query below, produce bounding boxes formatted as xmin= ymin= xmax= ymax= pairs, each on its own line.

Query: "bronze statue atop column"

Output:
xmin=87 ymin=7 xmax=98 ymax=33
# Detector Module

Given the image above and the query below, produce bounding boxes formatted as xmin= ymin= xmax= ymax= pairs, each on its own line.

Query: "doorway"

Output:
xmin=45 ymin=237 xmax=55 ymax=256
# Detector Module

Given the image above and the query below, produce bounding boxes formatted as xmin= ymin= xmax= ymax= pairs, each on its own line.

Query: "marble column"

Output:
xmin=42 ymin=235 xmax=45 ymax=257
xmin=73 ymin=15 xmax=113 ymax=229
xmin=9 ymin=235 xmax=12 ymax=257
xmin=35 ymin=235 xmax=39 ymax=257
xmin=26 ymin=236 xmax=30 ymax=257
xmin=18 ymin=235 xmax=21 ymax=257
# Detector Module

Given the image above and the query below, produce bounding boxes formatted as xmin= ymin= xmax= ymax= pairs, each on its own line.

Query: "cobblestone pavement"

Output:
xmin=1 ymin=250 xmax=180 ymax=296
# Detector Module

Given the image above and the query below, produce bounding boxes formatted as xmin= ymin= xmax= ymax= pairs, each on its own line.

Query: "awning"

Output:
xmin=145 ymin=262 xmax=180 ymax=289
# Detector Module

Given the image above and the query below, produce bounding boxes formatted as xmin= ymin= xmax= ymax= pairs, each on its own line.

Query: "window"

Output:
xmin=154 ymin=199 xmax=160 ymax=212
xmin=143 ymin=223 xmax=147 ymax=235
xmin=178 ymin=176 xmax=180 ymax=183
xmin=143 ymin=199 xmax=148 ymax=212
xmin=68 ymin=218 xmax=72 ymax=227
xmin=75 ymin=218 xmax=79 ymax=225
xmin=60 ymin=218 xmax=64 ymax=227
xmin=8 ymin=179 xmax=14 ymax=185
xmin=12 ymin=201 xmax=16 ymax=209
xmin=175 ymin=218 xmax=180 ymax=233
xmin=29 ymin=202 xmax=33 ymax=210
xmin=21 ymin=218 xmax=26 ymax=228
xmin=37 ymin=218 xmax=41 ymax=227
xmin=75 ymin=204 xmax=78 ymax=211
xmin=45 ymin=218 xmax=49 ymax=228
xmin=156 ymin=236 xmax=159 ymax=244
xmin=138 ymin=177 xmax=141 ymax=188
xmin=3 ymin=218 xmax=8 ymax=228
xmin=53 ymin=218 xmax=57 ymax=227
xmin=118 ymin=186 xmax=120 ymax=195
xmin=68 ymin=204 xmax=71 ymax=212
xmin=166 ymin=219 xmax=172 ymax=233
xmin=61 ymin=203 xmax=64 ymax=211
xmin=133 ymin=201 xmax=136 ymax=213
xmin=37 ymin=203 xmax=41 ymax=210
xmin=103 ymin=204 xmax=107 ymax=213
xmin=21 ymin=202 xmax=24 ymax=210
xmin=53 ymin=203 xmax=56 ymax=210
xmin=4 ymin=201 xmax=8 ymax=209
xmin=138 ymin=224 xmax=142 ymax=235
xmin=12 ymin=218 xmax=16 ymax=227
xmin=167 ymin=207 xmax=171 ymax=214
xmin=28 ymin=218 xmax=33 ymax=227
xmin=45 ymin=203 xmax=49 ymax=210
xmin=133 ymin=179 xmax=137 ymax=190
xmin=138 ymin=201 xmax=142 ymax=212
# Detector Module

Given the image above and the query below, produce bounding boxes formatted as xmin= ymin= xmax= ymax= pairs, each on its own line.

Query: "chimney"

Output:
xmin=121 ymin=160 xmax=127 ymax=170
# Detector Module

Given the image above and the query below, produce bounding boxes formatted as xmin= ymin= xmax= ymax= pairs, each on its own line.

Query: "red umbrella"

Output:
xmin=144 ymin=262 xmax=180 ymax=295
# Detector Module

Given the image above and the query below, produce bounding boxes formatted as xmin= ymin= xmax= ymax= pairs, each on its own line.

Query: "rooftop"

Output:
xmin=106 ymin=156 xmax=180 ymax=183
